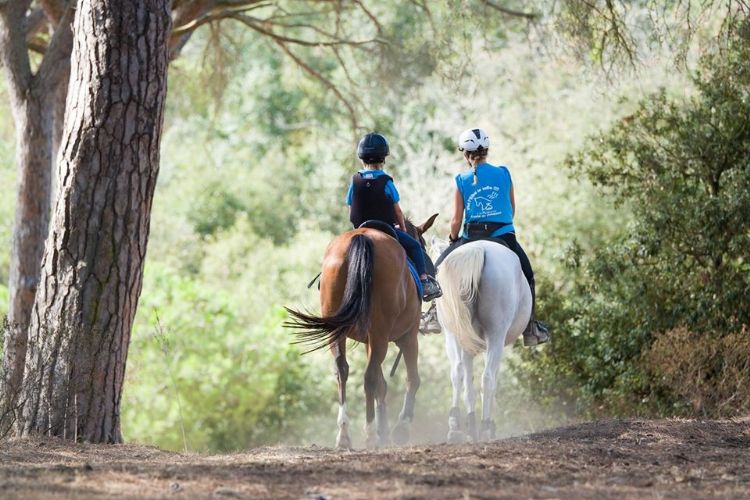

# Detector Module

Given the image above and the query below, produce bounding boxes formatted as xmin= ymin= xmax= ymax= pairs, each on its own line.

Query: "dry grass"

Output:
xmin=643 ymin=327 xmax=750 ymax=416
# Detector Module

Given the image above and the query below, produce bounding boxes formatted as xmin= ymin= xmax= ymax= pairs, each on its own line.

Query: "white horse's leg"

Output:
xmin=444 ymin=330 xmax=466 ymax=443
xmin=392 ymin=330 xmax=420 ymax=445
xmin=480 ymin=333 xmax=505 ymax=441
xmin=462 ymin=350 xmax=478 ymax=441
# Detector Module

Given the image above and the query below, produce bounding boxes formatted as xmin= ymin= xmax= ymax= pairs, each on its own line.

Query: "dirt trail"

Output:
xmin=1 ymin=418 xmax=748 ymax=499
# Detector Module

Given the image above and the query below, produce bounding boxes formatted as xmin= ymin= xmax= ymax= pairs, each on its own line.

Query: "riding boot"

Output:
xmin=421 ymin=275 xmax=443 ymax=301
xmin=523 ymin=279 xmax=550 ymax=347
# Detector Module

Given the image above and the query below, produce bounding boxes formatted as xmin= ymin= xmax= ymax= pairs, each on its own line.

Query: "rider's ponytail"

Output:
xmin=467 ymin=148 xmax=487 ymax=185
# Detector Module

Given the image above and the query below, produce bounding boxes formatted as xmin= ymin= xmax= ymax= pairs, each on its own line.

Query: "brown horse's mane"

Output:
xmin=403 ymin=216 xmax=423 ymax=244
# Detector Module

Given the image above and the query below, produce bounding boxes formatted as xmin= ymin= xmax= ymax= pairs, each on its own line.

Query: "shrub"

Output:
xmin=643 ymin=327 xmax=750 ymax=417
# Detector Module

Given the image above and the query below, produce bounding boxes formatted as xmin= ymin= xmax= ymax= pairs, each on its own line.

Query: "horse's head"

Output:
xmin=404 ymin=213 xmax=439 ymax=250
xmin=429 ymin=235 xmax=449 ymax=258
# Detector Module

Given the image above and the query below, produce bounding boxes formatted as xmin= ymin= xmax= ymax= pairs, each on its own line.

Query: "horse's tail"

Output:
xmin=437 ymin=244 xmax=485 ymax=355
xmin=285 ymin=234 xmax=374 ymax=353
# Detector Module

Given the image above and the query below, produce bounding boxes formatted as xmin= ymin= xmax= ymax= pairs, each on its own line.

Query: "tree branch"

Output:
xmin=0 ymin=1 xmax=34 ymax=107
xmin=482 ymin=0 xmax=538 ymax=20
xmin=230 ymin=13 xmax=378 ymax=47
xmin=171 ymin=4 xmax=261 ymax=38
xmin=173 ymin=0 xmax=212 ymax=23
xmin=39 ymin=0 xmax=66 ymax=25
xmin=34 ymin=2 xmax=73 ymax=96
xmin=169 ymin=0 xmax=214 ymax=57
xmin=26 ymin=37 xmax=48 ymax=55
xmin=24 ymin=8 xmax=47 ymax=42
xmin=272 ymin=39 xmax=358 ymax=136
xmin=169 ymin=0 xmax=272 ymax=57
xmin=351 ymin=0 xmax=382 ymax=34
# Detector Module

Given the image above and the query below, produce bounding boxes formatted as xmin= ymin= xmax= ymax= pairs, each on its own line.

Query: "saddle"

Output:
xmin=358 ymin=220 xmax=423 ymax=301
xmin=434 ymin=233 xmax=511 ymax=269
xmin=358 ymin=220 xmax=397 ymax=239
xmin=477 ymin=236 xmax=511 ymax=249
xmin=464 ymin=221 xmax=512 ymax=240
xmin=306 ymin=221 xmax=402 ymax=290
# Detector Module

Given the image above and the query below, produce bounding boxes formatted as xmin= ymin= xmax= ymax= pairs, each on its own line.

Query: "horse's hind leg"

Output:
xmin=462 ymin=350 xmax=478 ymax=442
xmin=332 ymin=338 xmax=351 ymax=449
xmin=392 ymin=330 xmax=420 ymax=445
xmin=364 ymin=339 xmax=389 ymax=448
xmin=480 ymin=334 xmax=505 ymax=441
xmin=444 ymin=331 xmax=466 ymax=444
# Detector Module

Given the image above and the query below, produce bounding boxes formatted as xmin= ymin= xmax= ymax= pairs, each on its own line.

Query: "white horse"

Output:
xmin=432 ymin=238 xmax=532 ymax=442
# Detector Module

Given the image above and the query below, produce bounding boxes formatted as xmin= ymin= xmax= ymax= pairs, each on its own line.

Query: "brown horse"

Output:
xmin=286 ymin=214 xmax=438 ymax=448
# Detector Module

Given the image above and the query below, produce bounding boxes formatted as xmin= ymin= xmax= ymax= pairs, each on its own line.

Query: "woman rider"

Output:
xmin=347 ymin=132 xmax=443 ymax=301
xmin=435 ymin=128 xmax=549 ymax=346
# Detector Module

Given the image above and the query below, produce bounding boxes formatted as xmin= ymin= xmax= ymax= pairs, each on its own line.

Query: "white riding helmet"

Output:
xmin=458 ymin=128 xmax=490 ymax=152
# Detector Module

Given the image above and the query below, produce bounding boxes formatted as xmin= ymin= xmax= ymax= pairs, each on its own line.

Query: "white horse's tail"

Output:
xmin=437 ymin=245 xmax=485 ymax=355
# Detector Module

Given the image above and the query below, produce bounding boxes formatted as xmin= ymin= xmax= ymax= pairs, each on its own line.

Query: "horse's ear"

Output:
xmin=417 ymin=213 xmax=439 ymax=234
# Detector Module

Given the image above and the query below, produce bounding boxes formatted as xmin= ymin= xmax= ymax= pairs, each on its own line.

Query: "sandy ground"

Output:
xmin=1 ymin=418 xmax=748 ymax=499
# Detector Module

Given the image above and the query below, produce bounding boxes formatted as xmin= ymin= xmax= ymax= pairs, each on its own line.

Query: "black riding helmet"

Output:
xmin=357 ymin=133 xmax=389 ymax=163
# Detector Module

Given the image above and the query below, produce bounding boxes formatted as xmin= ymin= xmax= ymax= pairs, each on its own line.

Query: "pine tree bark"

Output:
xmin=19 ymin=0 xmax=171 ymax=443
xmin=3 ymin=94 xmax=54 ymax=407
xmin=0 ymin=0 xmax=70 ymax=416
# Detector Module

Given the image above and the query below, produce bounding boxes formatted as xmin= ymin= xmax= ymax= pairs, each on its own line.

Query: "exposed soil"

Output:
xmin=1 ymin=418 xmax=748 ymax=499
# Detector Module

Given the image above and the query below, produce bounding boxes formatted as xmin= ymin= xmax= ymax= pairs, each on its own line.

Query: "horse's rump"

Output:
xmin=286 ymin=229 xmax=417 ymax=352
xmin=437 ymin=243 xmax=486 ymax=355
xmin=286 ymin=232 xmax=375 ymax=352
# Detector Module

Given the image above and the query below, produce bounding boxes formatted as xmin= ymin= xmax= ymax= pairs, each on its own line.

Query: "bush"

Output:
xmin=643 ymin=327 xmax=750 ymax=416
xmin=122 ymin=264 xmax=332 ymax=452
xmin=523 ymin=19 xmax=750 ymax=418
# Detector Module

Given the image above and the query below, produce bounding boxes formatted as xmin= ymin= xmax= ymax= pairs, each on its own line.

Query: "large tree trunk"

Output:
xmin=0 ymin=0 xmax=66 ymax=422
xmin=19 ymin=0 xmax=171 ymax=443
xmin=2 ymin=94 xmax=54 ymax=410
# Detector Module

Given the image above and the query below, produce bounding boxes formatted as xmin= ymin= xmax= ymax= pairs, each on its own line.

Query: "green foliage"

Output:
xmin=0 ymin=284 xmax=7 ymax=322
xmin=522 ymin=20 xmax=750 ymax=416
xmin=123 ymin=263 xmax=331 ymax=452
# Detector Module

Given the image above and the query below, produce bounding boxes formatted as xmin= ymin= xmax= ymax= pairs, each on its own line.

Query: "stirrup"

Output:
xmin=420 ymin=302 xmax=441 ymax=334
xmin=523 ymin=321 xmax=550 ymax=347
xmin=421 ymin=277 xmax=442 ymax=301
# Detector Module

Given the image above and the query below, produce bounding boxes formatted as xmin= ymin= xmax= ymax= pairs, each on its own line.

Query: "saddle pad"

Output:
xmin=407 ymin=259 xmax=423 ymax=302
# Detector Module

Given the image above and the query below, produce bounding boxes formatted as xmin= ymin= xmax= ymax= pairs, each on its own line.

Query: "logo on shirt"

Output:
xmin=467 ymin=187 xmax=503 ymax=217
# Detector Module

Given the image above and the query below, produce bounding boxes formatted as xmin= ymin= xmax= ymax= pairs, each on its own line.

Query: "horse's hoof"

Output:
xmin=391 ymin=420 xmax=411 ymax=445
xmin=480 ymin=419 xmax=496 ymax=441
xmin=466 ymin=412 xmax=478 ymax=442
xmin=336 ymin=434 xmax=352 ymax=450
xmin=447 ymin=429 xmax=467 ymax=444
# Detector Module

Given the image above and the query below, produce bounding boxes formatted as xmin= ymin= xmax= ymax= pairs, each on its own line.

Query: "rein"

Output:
xmin=307 ymin=272 xmax=322 ymax=289
xmin=389 ymin=349 xmax=403 ymax=377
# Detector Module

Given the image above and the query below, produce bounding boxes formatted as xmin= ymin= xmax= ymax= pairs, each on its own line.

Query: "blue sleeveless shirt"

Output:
xmin=456 ymin=163 xmax=515 ymax=238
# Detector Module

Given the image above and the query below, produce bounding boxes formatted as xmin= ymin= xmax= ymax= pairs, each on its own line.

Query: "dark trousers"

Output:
xmin=435 ymin=232 xmax=535 ymax=294
xmin=395 ymin=229 xmax=427 ymax=276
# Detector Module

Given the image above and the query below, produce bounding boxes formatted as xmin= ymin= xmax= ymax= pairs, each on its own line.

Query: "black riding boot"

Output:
xmin=523 ymin=279 xmax=550 ymax=347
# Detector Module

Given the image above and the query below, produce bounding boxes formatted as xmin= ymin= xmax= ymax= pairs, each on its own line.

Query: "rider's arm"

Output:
xmin=449 ymin=187 xmax=463 ymax=241
xmin=394 ymin=202 xmax=407 ymax=230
